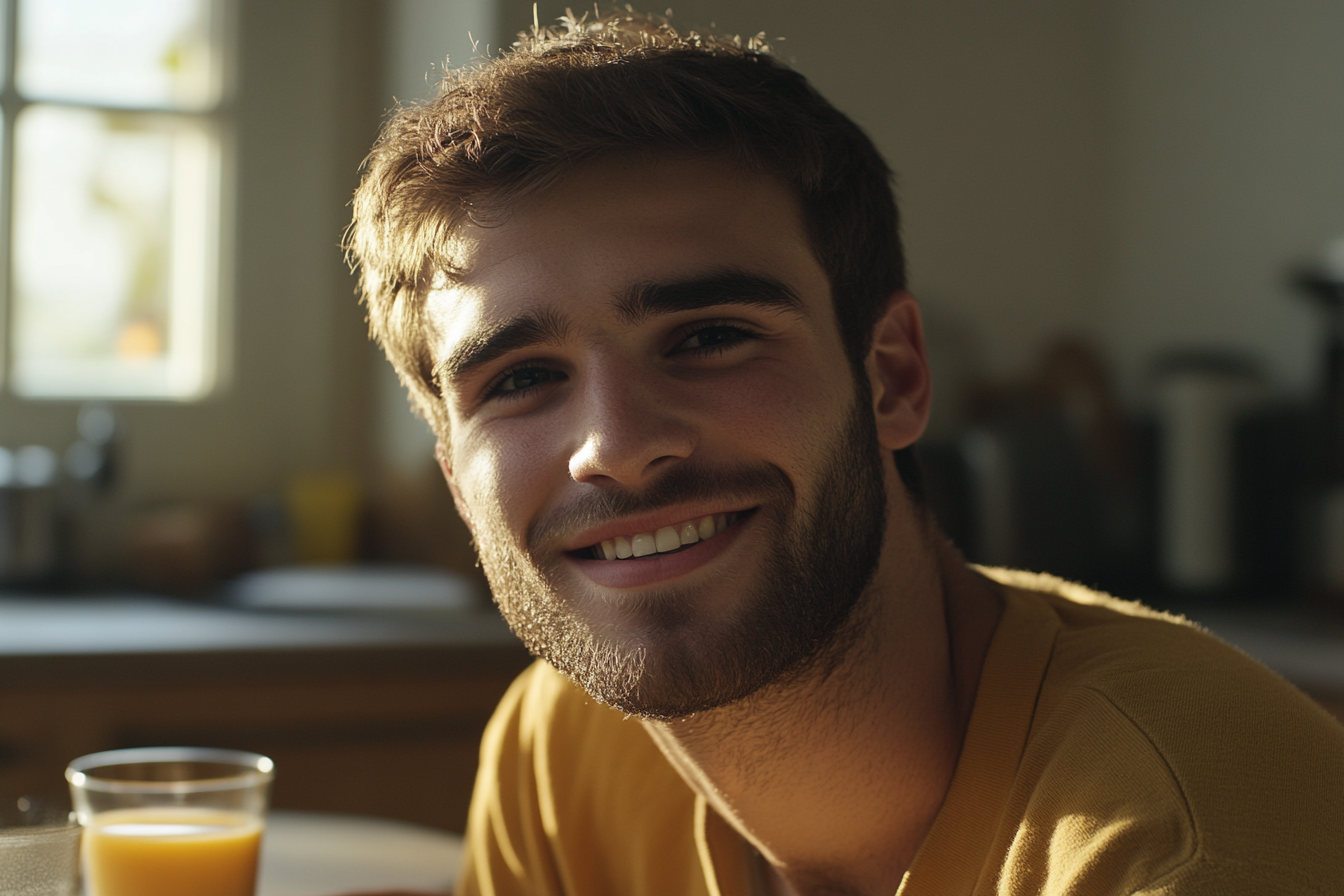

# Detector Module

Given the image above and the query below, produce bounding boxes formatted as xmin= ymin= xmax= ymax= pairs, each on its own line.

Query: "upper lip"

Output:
xmin=561 ymin=503 xmax=754 ymax=552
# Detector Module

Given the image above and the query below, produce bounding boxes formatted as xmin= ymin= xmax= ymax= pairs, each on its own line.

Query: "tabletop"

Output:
xmin=258 ymin=810 xmax=461 ymax=896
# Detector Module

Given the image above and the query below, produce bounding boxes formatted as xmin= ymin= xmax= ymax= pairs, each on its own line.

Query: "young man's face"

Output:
xmin=427 ymin=155 xmax=892 ymax=718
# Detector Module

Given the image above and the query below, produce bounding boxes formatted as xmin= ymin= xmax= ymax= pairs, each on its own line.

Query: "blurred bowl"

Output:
xmin=228 ymin=566 xmax=478 ymax=614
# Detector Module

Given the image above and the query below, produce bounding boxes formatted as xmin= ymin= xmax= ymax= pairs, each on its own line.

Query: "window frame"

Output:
xmin=0 ymin=0 xmax=234 ymax=403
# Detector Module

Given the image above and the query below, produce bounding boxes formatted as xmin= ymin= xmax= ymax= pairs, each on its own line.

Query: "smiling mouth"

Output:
xmin=580 ymin=511 xmax=743 ymax=560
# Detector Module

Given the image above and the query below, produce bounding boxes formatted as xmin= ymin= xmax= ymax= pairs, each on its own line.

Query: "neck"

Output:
xmin=641 ymin=497 xmax=1002 ymax=896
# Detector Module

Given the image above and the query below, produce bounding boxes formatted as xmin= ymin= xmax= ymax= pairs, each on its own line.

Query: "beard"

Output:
xmin=471 ymin=392 xmax=889 ymax=720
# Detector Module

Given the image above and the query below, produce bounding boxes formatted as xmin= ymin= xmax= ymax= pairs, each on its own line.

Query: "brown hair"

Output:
xmin=348 ymin=9 xmax=921 ymax=492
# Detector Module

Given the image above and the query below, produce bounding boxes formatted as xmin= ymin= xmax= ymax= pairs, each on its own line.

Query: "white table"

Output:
xmin=258 ymin=811 xmax=461 ymax=896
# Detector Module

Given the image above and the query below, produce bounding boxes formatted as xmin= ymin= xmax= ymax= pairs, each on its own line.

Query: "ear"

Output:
xmin=435 ymin=440 xmax=474 ymax=534
xmin=865 ymin=292 xmax=932 ymax=451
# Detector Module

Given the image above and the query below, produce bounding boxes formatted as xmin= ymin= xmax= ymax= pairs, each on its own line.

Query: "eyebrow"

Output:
xmin=614 ymin=270 xmax=805 ymax=326
xmin=436 ymin=270 xmax=806 ymax=389
xmin=435 ymin=308 xmax=570 ymax=387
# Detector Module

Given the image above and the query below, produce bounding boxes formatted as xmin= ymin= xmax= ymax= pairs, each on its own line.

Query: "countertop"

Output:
xmin=0 ymin=593 xmax=518 ymax=656
xmin=1 ymin=590 xmax=1341 ymax=694
xmin=0 ymin=590 xmax=528 ymax=689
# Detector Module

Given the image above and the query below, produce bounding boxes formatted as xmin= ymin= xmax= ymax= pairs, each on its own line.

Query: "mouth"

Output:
xmin=575 ymin=511 xmax=745 ymax=561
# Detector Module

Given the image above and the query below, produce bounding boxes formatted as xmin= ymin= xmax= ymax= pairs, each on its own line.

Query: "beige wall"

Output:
xmin=1104 ymin=0 xmax=1344 ymax=398
xmin=498 ymin=0 xmax=1344 ymax=409
xmin=6 ymin=0 xmax=1343 ymax=534
xmin=500 ymin=0 xmax=1114 ymax=432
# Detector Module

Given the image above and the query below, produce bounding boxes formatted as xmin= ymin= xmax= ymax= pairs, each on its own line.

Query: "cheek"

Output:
xmin=697 ymin=356 xmax=856 ymax=469
xmin=451 ymin=420 xmax=564 ymax=535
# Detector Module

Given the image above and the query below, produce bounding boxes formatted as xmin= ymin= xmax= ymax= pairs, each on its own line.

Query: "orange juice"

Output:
xmin=83 ymin=807 xmax=262 ymax=896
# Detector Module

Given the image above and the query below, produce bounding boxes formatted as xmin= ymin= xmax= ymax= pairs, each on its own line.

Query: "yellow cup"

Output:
xmin=286 ymin=472 xmax=362 ymax=564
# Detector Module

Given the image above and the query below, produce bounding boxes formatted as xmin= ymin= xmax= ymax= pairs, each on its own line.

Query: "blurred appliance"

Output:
xmin=1294 ymin=255 xmax=1344 ymax=597
xmin=921 ymin=349 xmax=1304 ymax=601
xmin=0 ymin=406 xmax=118 ymax=589
xmin=0 ymin=445 xmax=61 ymax=586
xmin=1153 ymin=353 xmax=1267 ymax=593
xmin=920 ymin=340 xmax=1147 ymax=593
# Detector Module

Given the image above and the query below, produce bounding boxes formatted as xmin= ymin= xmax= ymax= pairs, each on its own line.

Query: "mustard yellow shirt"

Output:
xmin=457 ymin=570 xmax=1344 ymax=895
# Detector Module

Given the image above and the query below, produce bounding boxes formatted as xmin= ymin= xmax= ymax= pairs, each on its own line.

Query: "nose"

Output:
xmin=567 ymin=360 xmax=698 ymax=488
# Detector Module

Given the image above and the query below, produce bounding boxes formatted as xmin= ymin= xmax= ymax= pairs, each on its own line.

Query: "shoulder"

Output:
xmin=984 ymin=569 xmax=1344 ymax=893
xmin=980 ymin=568 xmax=1344 ymax=749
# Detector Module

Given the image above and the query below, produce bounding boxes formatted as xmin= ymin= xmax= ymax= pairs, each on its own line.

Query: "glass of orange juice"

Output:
xmin=66 ymin=747 xmax=274 ymax=896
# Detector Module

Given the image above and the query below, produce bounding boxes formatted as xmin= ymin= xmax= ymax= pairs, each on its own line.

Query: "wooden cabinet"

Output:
xmin=0 ymin=619 xmax=531 ymax=833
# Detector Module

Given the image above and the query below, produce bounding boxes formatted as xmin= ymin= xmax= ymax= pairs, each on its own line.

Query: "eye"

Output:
xmin=486 ymin=364 xmax=567 ymax=401
xmin=673 ymin=322 xmax=757 ymax=356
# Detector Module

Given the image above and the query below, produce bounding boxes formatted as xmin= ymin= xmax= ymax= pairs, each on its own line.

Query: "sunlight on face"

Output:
xmin=431 ymin=155 xmax=889 ymax=717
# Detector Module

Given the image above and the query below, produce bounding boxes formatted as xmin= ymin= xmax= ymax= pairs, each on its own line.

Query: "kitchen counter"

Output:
xmin=0 ymin=594 xmax=518 ymax=656
xmin=0 ymin=590 xmax=532 ymax=832
xmin=3 ymin=591 xmax=1341 ymax=697
xmin=4 ymin=591 xmax=1342 ymax=696
xmin=0 ymin=592 xmax=524 ymax=683
xmin=0 ymin=578 xmax=531 ymax=694
xmin=1 ymin=590 xmax=1341 ymax=831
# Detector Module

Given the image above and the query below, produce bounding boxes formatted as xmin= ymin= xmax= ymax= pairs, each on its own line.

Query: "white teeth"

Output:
xmin=592 ymin=513 xmax=738 ymax=560
xmin=655 ymin=527 xmax=681 ymax=552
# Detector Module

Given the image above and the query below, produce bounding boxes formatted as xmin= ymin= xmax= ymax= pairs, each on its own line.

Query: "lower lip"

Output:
xmin=567 ymin=512 xmax=753 ymax=589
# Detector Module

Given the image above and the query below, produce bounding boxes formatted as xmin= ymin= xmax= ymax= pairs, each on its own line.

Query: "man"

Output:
xmin=348 ymin=11 xmax=1344 ymax=895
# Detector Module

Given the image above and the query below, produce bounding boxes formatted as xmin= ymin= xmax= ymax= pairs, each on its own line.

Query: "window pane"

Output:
xmin=0 ymin=2 xmax=7 ymax=93
xmin=11 ymin=105 xmax=217 ymax=399
xmin=16 ymin=0 xmax=215 ymax=109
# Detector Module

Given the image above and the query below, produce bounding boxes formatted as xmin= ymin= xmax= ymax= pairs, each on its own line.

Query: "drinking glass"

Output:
xmin=0 ymin=798 xmax=82 ymax=896
xmin=66 ymin=747 xmax=274 ymax=896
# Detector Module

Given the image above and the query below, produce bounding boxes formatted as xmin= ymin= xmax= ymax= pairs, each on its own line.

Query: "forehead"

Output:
xmin=425 ymin=154 xmax=829 ymax=354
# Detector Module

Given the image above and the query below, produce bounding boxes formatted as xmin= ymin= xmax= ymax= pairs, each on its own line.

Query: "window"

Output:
xmin=1 ymin=0 xmax=224 ymax=400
